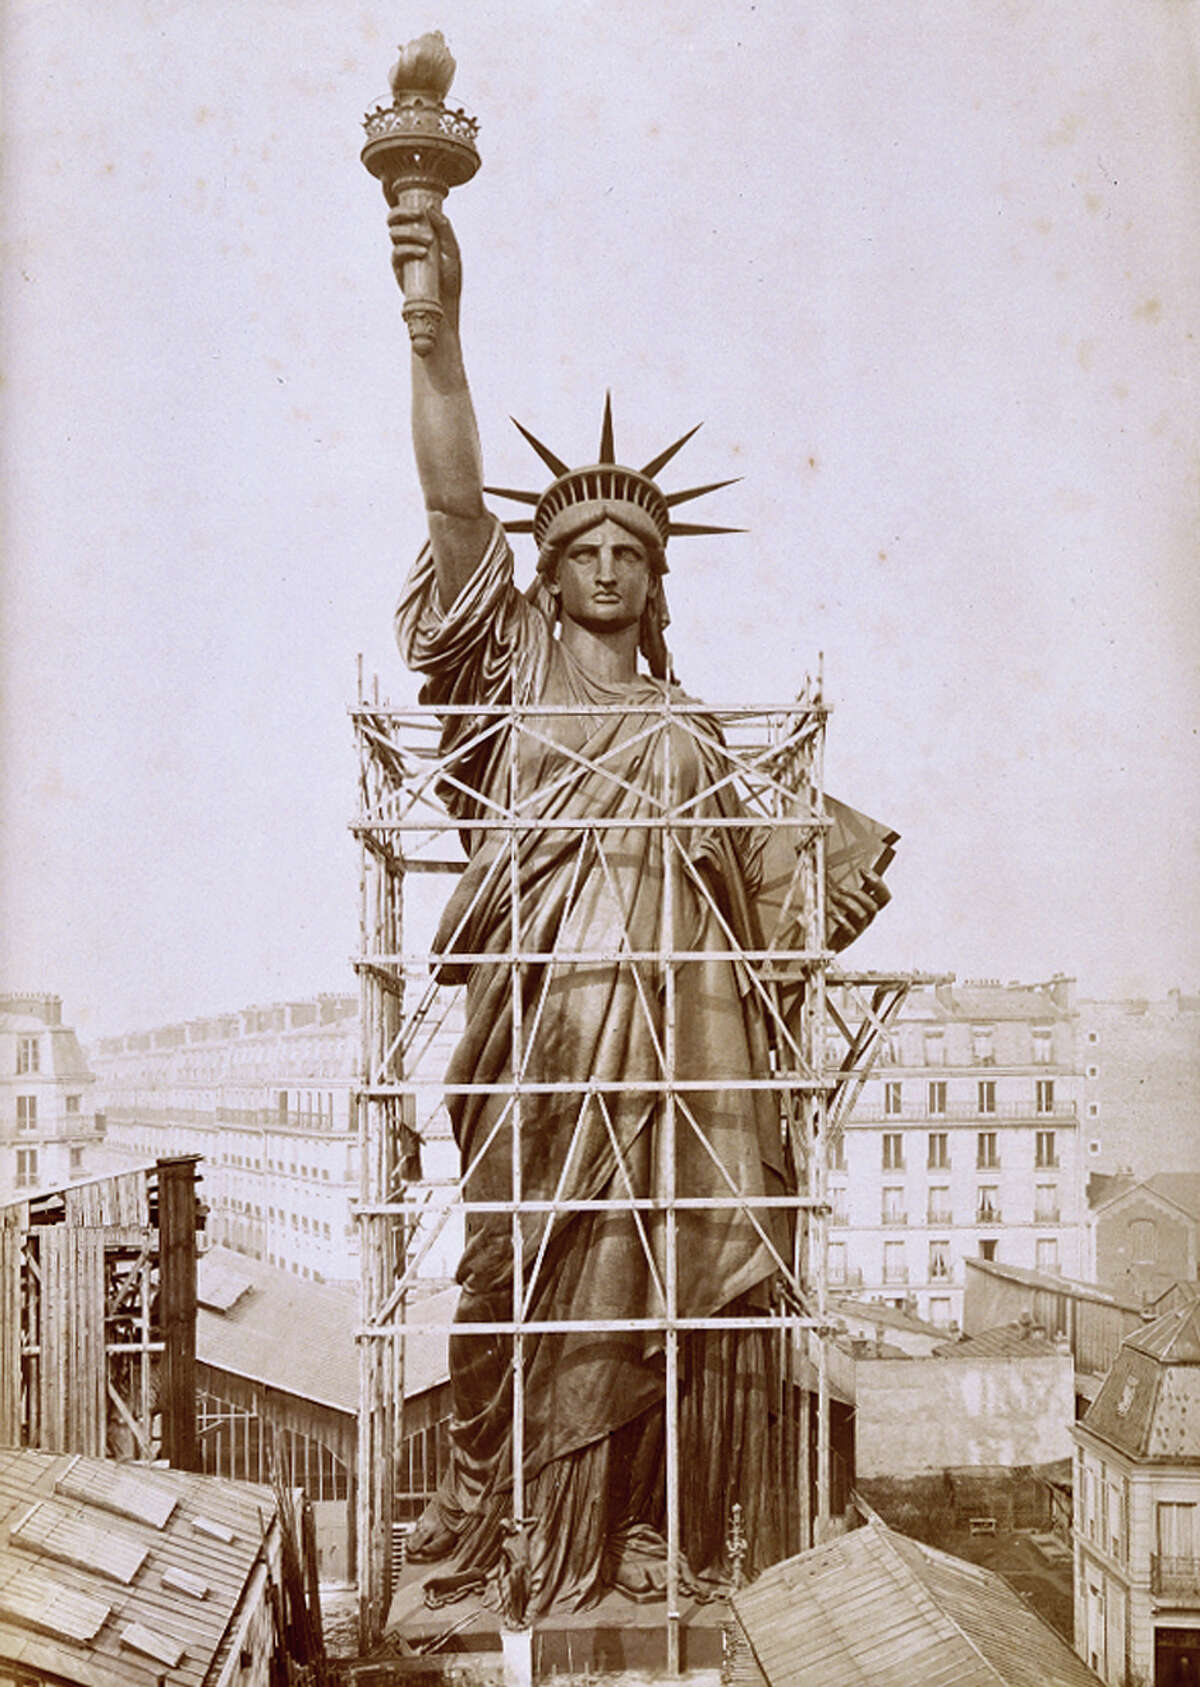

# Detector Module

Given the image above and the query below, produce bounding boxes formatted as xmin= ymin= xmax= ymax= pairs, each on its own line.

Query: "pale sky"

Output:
xmin=2 ymin=1 xmax=1198 ymax=1040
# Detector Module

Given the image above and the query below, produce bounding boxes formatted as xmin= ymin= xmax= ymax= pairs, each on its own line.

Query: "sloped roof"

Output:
xmin=964 ymin=1256 xmax=1141 ymax=1313
xmin=196 ymin=1246 xmax=451 ymax=1413
xmin=731 ymin=1519 xmax=1101 ymax=1687
xmin=1083 ymin=1302 xmax=1200 ymax=1459
xmin=0 ymin=1446 xmax=278 ymax=1687
xmin=933 ymin=1321 xmax=1060 ymax=1361
xmin=1091 ymin=1173 xmax=1200 ymax=1222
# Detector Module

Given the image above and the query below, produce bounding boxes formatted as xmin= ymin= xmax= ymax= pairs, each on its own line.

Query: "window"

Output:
xmin=1157 ymin=1501 xmax=1196 ymax=1566
xmin=979 ymin=1238 xmax=997 ymax=1261
xmin=1129 ymin=1218 xmax=1158 ymax=1264
xmin=828 ymin=1242 xmax=846 ymax=1285
xmin=1035 ymin=1129 xmax=1057 ymax=1168
xmin=971 ymin=1026 xmax=994 ymax=1065
xmin=16 ymin=1036 xmax=40 ymax=1074
xmin=1087 ymin=1029 xmax=1099 ymax=1044
xmin=882 ymin=1133 xmax=904 ymax=1170
xmin=928 ymin=1186 xmax=951 ymax=1224
xmin=977 ymin=1186 xmax=1000 ymax=1223
xmin=15 ymin=1148 xmax=38 ymax=1188
xmin=1035 ymin=1184 xmax=1059 ymax=1222
xmin=1087 ymin=1102 xmax=1100 ymax=1119
xmin=69 ymin=1146 xmax=83 ymax=1172
xmin=1036 ymin=1237 xmax=1060 ymax=1274
xmin=976 ymin=1131 xmax=998 ymax=1169
xmin=929 ymin=1240 xmax=950 ymax=1281
xmin=1036 ymin=1079 xmax=1055 ymax=1114
xmin=1109 ymin=1482 xmax=1125 ymax=1563
xmin=924 ymin=1031 xmax=945 ymax=1066
xmin=881 ymin=1186 xmax=905 ymax=1225
xmin=927 ymin=1131 xmax=949 ymax=1170
xmin=830 ymin=1186 xmax=848 ymax=1225
xmin=884 ymin=1081 xmax=902 ymax=1118
xmin=883 ymin=1240 xmax=906 ymax=1283
xmin=16 ymin=1096 xmax=37 ymax=1132
xmin=1032 ymin=1028 xmax=1053 ymax=1065
xmin=65 ymin=1094 xmax=81 ymax=1114
xmin=929 ymin=1296 xmax=952 ymax=1327
xmin=1086 ymin=1064 xmax=1099 ymax=1079
xmin=828 ymin=1135 xmax=846 ymax=1172
xmin=976 ymin=1080 xmax=995 ymax=1116
xmin=927 ymin=1081 xmax=947 ymax=1116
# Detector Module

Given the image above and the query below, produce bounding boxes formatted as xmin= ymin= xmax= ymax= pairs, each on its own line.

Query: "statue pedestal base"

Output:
xmin=386 ymin=1561 xmax=728 ymax=1675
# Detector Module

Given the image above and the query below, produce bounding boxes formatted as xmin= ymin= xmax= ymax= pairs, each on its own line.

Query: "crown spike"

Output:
xmin=484 ymin=484 xmax=541 ymax=506
xmin=510 ymin=417 xmax=571 ymax=478
xmin=664 ymin=477 xmax=742 ymax=508
xmin=640 ymin=422 xmax=703 ymax=480
xmin=667 ymin=521 xmax=745 ymax=537
xmin=599 ymin=392 xmax=616 ymax=465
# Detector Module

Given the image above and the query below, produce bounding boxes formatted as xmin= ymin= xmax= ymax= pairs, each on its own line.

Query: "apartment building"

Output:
xmin=90 ymin=989 xmax=462 ymax=1287
xmin=827 ymin=976 xmax=1085 ymax=1327
xmin=0 ymin=991 xmax=103 ymax=1199
xmin=91 ymin=995 xmax=364 ymax=1284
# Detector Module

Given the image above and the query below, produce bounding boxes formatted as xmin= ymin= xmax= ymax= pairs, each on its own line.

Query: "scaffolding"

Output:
xmin=352 ymin=673 xmax=914 ymax=1659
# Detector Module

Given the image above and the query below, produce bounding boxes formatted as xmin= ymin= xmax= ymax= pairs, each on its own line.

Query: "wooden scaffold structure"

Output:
xmin=0 ymin=1157 xmax=200 ymax=1469
xmin=351 ymin=674 xmax=915 ymax=1660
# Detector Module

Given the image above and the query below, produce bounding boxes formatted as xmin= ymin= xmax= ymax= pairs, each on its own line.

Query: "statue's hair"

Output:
xmin=529 ymin=516 xmax=674 ymax=682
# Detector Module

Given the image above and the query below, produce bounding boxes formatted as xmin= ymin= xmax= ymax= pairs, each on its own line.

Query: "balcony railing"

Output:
xmin=855 ymin=1100 xmax=1076 ymax=1123
xmin=1152 ymin=1556 xmax=1200 ymax=1601
xmin=1033 ymin=1208 xmax=1061 ymax=1225
xmin=881 ymin=1211 xmax=908 ymax=1227
xmin=976 ymin=1206 xmax=1002 ymax=1225
xmin=829 ymin=1266 xmax=864 ymax=1288
xmin=882 ymin=1266 xmax=909 ymax=1285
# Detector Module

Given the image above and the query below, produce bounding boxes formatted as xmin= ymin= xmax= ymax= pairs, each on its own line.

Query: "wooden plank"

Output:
xmin=0 ymin=1231 xmax=22 ymax=1442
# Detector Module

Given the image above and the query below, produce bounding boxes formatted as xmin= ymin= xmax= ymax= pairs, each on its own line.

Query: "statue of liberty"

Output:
xmin=377 ymin=57 xmax=896 ymax=1617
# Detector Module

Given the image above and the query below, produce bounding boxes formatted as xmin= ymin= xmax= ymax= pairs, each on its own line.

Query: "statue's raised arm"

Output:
xmin=389 ymin=206 xmax=493 ymax=608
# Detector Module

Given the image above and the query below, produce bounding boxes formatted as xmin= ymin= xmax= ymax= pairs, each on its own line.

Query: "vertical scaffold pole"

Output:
xmin=509 ymin=709 xmax=527 ymax=1575
xmin=812 ymin=674 xmax=832 ymax=1541
xmin=662 ymin=695 xmax=681 ymax=1678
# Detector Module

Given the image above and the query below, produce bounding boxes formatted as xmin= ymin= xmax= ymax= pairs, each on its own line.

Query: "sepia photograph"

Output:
xmin=1 ymin=4 xmax=1198 ymax=1684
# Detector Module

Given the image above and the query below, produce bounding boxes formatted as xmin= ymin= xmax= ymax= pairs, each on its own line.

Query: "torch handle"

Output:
xmin=388 ymin=181 xmax=449 ymax=357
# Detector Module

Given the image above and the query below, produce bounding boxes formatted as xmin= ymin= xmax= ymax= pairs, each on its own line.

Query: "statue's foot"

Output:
xmin=406 ymin=1503 xmax=458 ymax=1562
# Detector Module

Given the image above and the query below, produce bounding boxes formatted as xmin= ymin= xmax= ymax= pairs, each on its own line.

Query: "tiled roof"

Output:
xmin=1083 ymin=1303 xmax=1200 ymax=1459
xmin=933 ymin=1321 xmax=1061 ymax=1360
xmin=0 ymin=1446 xmax=279 ymax=1687
xmin=196 ymin=1247 xmax=450 ymax=1413
xmin=731 ymin=1519 xmax=1101 ymax=1687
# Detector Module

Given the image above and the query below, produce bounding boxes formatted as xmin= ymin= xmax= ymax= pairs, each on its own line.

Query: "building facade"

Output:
xmin=1089 ymin=1175 xmax=1200 ymax=1307
xmin=91 ymin=995 xmax=364 ymax=1285
xmin=1072 ymin=1302 xmax=1200 ymax=1687
xmin=1077 ymin=992 xmax=1200 ymax=1178
xmin=0 ymin=991 xmax=103 ymax=1200
xmin=89 ymin=990 xmax=461 ymax=1287
xmin=828 ymin=977 xmax=1085 ymax=1327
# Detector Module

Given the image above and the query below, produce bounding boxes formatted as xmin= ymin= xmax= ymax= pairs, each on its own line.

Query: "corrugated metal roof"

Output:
xmin=0 ymin=1446 xmax=280 ymax=1687
xmin=964 ymin=1257 xmax=1141 ymax=1313
xmin=731 ymin=1520 xmax=1101 ymax=1687
xmin=196 ymin=1246 xmax=451 ymax=1413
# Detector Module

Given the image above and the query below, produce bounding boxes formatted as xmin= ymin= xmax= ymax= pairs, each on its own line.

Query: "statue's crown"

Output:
xmin=485 ymin=395 xmax=741 ymax=551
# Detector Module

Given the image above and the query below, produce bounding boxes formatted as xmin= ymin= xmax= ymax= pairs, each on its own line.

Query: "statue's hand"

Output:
xmin=388 ymin=204 xmax=463 ymax=327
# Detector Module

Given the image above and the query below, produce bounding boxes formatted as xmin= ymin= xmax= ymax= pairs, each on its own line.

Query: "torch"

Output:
xmin=361 ymin=31 xmax=481 ymax=356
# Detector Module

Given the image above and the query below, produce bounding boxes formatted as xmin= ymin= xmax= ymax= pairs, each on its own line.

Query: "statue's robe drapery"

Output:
xmin=395 ymin=521 xmax=891 ymax=1613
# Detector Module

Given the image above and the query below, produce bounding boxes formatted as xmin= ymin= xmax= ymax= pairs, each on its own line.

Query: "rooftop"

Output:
xmin=964 ymin=1256 xmax=1142 ymax=1314
xmin=1089 ymin=1172 xmax=1200 ymax=1222
xmin=933 ymin=1320 xmax=1064 ymax=1361
xmin=0 ymin=1446 xmax=280 ymax=1687
xmin=1082 ymin=1301 xmax=1200 ymax=1460
xmin=731 ymin=1518 xmax=1100 ymax=1687
xmin=197 ymin=1246 xmax=451 ymax=1413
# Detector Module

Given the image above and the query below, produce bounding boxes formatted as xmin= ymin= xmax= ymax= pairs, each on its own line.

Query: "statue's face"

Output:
xmin=555 ymin=518 xmax=651 ymax=634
